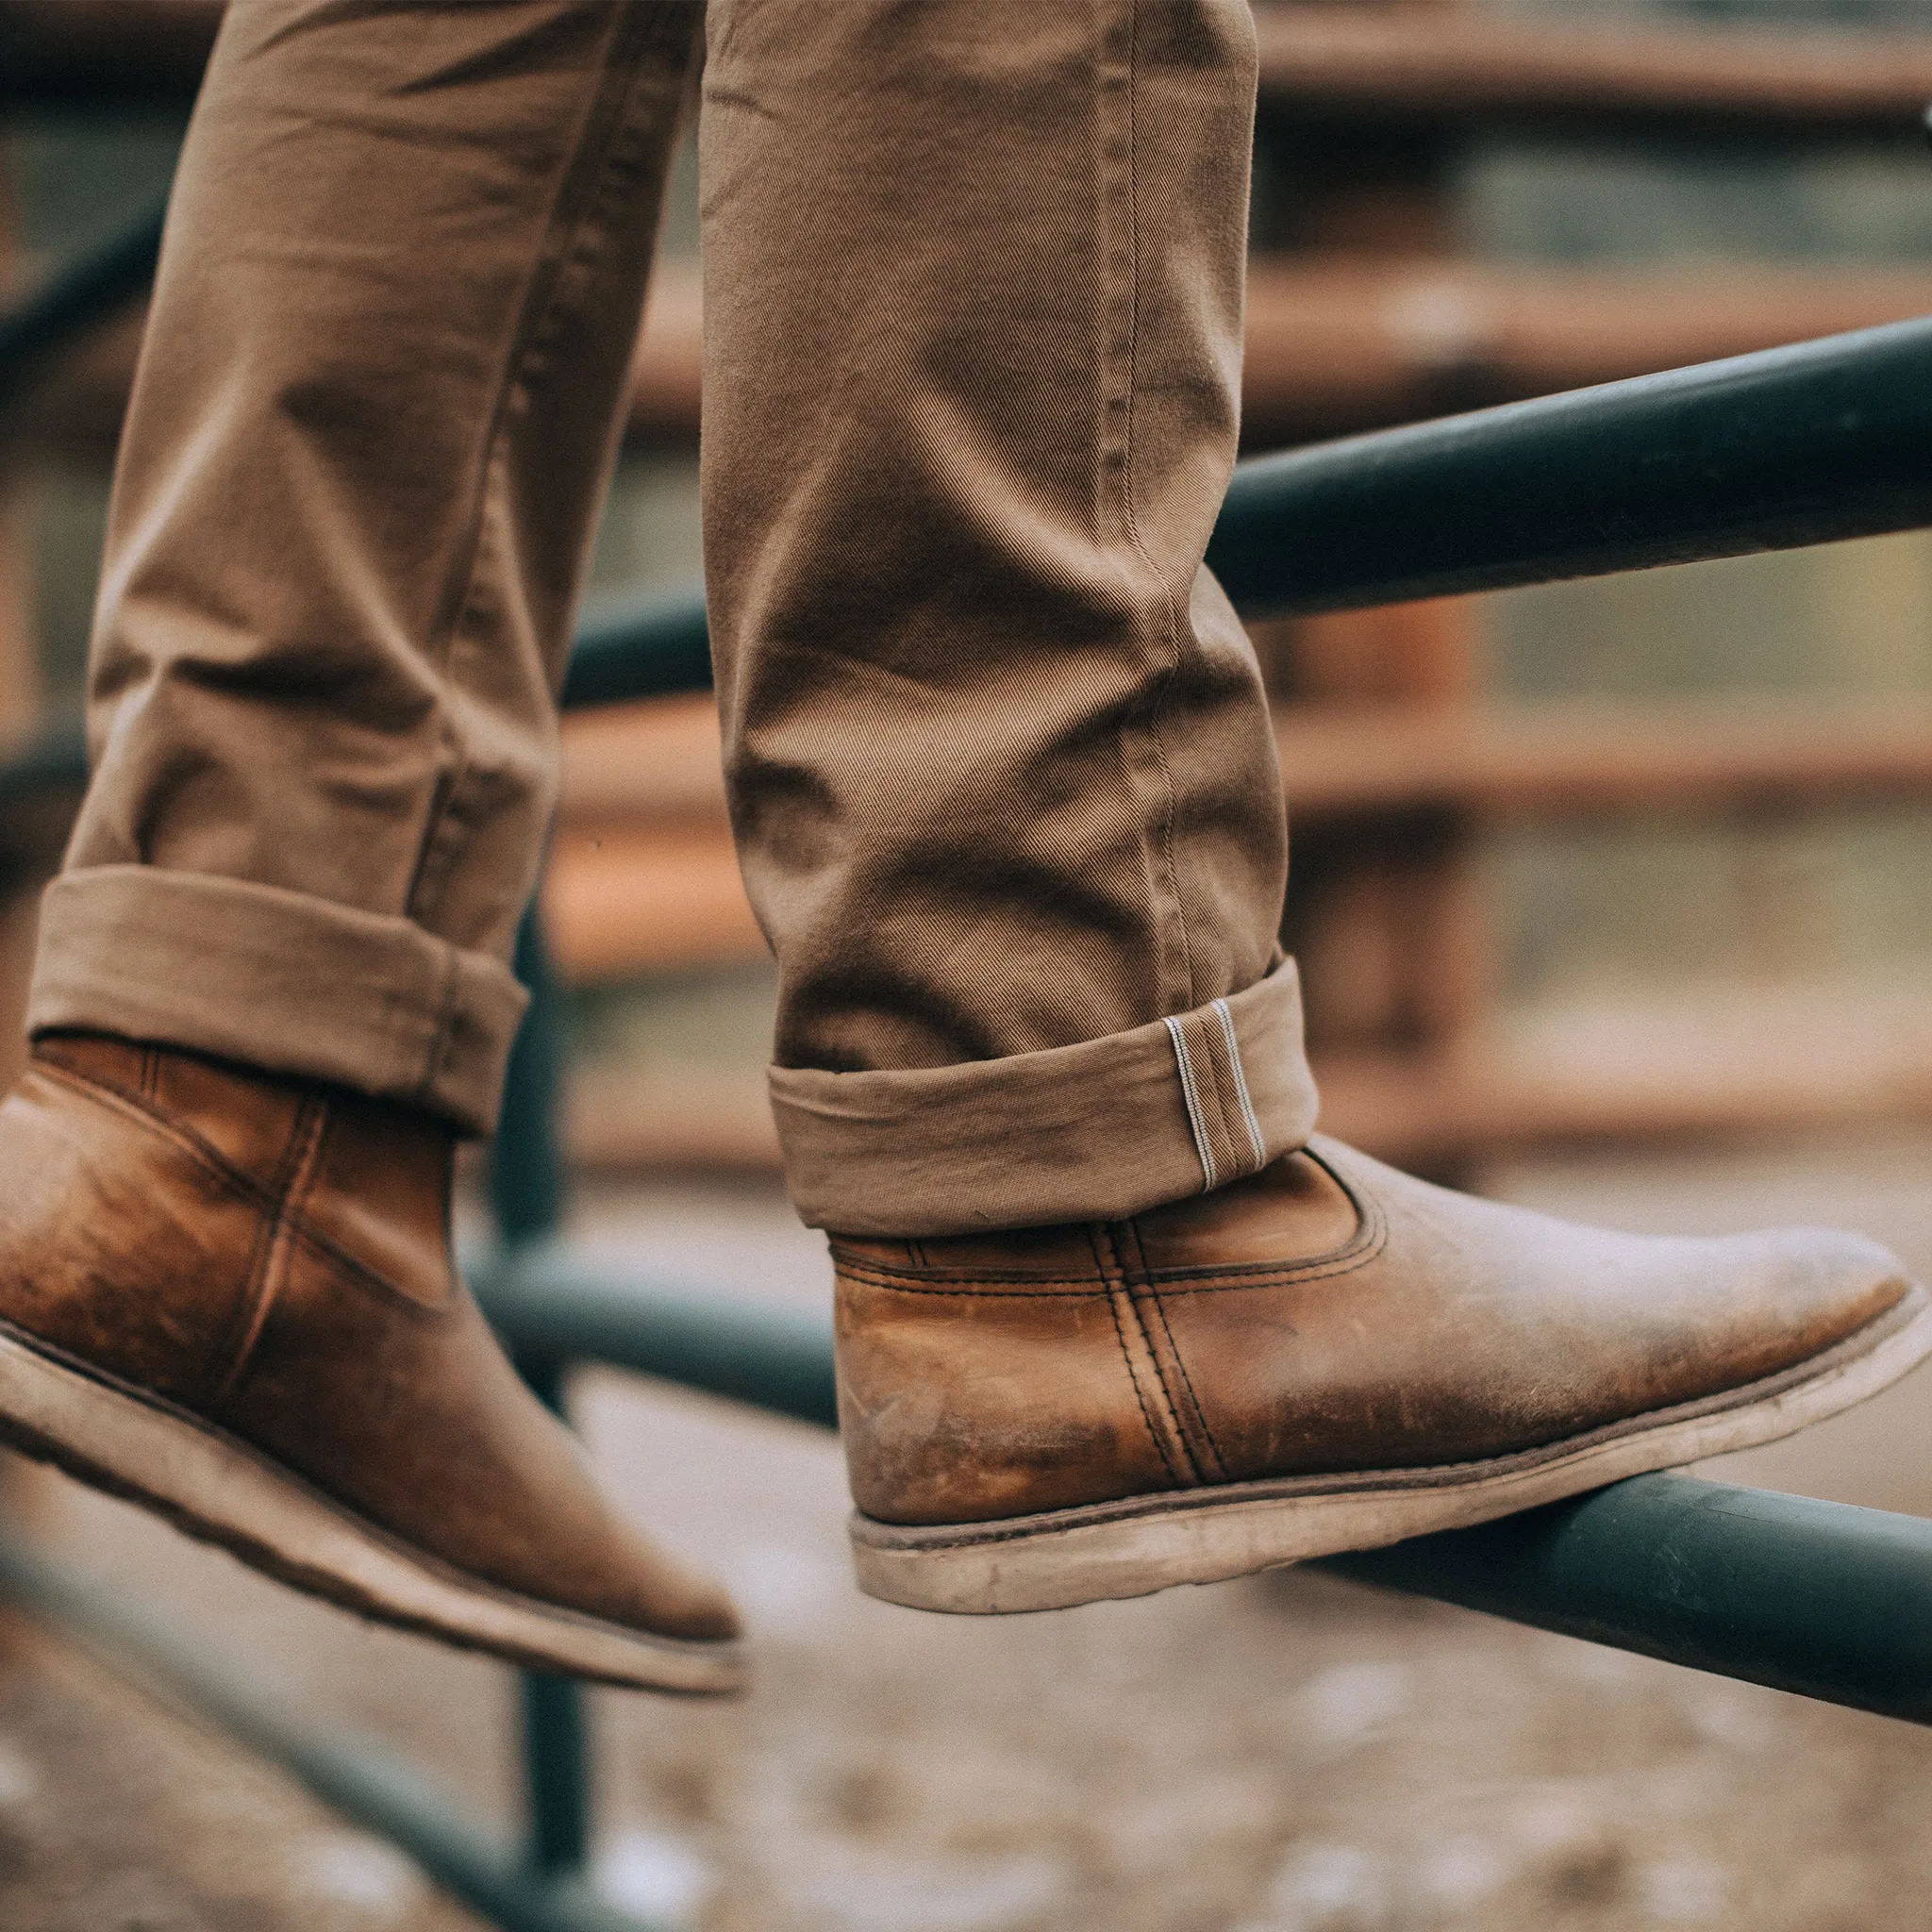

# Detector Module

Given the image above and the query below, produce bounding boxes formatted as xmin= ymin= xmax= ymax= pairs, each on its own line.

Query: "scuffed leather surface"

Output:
xmin=2 ymin=1037 xmax=738 ymax=1643
xmin=832 ymin=1136 xmax=1908 ymax=1526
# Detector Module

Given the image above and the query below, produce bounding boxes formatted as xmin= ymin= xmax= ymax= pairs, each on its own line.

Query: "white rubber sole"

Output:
xmin=0 ymin=1323 xmax=744 ymax=1694
xmin=851 ymin=1285 xmax=1932 ymax=1616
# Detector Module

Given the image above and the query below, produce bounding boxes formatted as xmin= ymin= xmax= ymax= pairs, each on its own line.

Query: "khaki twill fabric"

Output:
xmin=774 ymin=961 xmax=1316 ymax=1237
xmin=31 ymin=0 xmax=702 ymax=1131
xmin=707 ymin=0 xmax=1308 ymax=1229
xmin=30 ymin=0 xmax=1321 ymax=1236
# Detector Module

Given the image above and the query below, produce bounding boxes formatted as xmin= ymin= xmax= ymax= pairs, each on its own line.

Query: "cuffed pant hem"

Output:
xmin=768 ymin=959 xmax=1321 ymax=1236
xmin=27 ymin=867 xmax=526 ymax=1137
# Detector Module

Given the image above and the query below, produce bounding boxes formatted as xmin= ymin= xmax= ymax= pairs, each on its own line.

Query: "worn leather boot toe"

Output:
xmin=0 ymin=1036 xmax=742 ymax=1692
xmin=834 ymin=1137 xmax=1932 ymax=1613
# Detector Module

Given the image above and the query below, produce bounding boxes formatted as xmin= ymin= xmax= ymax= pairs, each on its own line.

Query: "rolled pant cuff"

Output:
xmin=769 ymin=959 xmax=1321 ymax=1236
xmin=27 ymin=867 xmax=526 ymax=1137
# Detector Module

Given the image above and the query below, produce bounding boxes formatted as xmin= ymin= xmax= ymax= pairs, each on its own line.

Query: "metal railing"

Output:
xmin=1 ymin=202 xmax=1931 ymax=1932
xmin=561 ymin=310 xmax=1932 ymax=703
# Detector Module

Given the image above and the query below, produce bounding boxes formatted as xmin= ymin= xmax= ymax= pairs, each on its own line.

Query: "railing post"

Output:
xmin=492 ymin=905 xmax=593 ymax=1884
xmin=493 ymin=906 xmax=568 ymax=1248
xmin=0 ymin=141 xmax=50 ymax=1105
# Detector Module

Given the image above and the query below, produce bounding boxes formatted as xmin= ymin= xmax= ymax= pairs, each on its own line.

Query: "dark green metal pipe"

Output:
xmin=492 ymin=911 xmax=569 ymax=1251
xmin=513 ymin=1349 xmax=593 ymax=1883
xmin=0 ymin=718 xmax=88 ymax=802
xmin=475 ymin=1276 xmax=1932 ymax=1725
xmin=0 ymin=194 xmax=168 ymax=409
xmin=548 ymin=315 xmax=1932 ymax=708
xmin=493 ymin=915 xmax=596 ymax=1885
xmin=1207 ymin=314 xmax=1932 ymax=617
xmin=1319 ymin=1473 xmax=1932 ymax=1724
xmin=472 ymin=1254 xmax=839 ymax=1433
xmin=14 ymin=211 xmax=1932 ymax=708
xmin=561 ymin=594 xmax=713 ymax=710
xmin=475 ymin=1251 xmax=1932 ymax=1729
xmin=520 ymin=1666 xmax=592 ymax=1879
xmin=0 ymin=1534 xmax=663 ymax=1932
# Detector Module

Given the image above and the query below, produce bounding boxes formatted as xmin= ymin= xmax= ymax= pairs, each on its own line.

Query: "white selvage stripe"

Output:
xmin=1212 ymin=995 xmax=1268 ymax=1173
xmin=1164 ymin=1014 xmax=1218 ymax=1191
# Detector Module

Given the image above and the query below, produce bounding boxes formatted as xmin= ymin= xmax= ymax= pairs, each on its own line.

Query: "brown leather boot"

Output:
xmin=834 ymin=1137 xmax=1932 ymax=1614
xmin=0 ymin=1035 xmax=741 ymax=1692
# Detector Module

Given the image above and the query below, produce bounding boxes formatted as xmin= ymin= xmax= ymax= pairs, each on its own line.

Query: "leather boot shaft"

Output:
xmin=0 ymin=1034 xmax=741 ymax=1689
xmin=834 ymin=1140 xmax=1915 ymax=1530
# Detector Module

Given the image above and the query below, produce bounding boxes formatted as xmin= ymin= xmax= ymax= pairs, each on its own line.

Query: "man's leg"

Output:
xmin=699 ymin=0 xmax=1932 ymax=1613
xmin=0 ymin=0 xmax=740 ymax=1690
xmin=704 ymin=0 xmax=1306 ymax=1231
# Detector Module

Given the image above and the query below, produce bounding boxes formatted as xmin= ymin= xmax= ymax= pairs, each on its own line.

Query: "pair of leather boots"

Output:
xmin=0 ymin=1035 xmax=1924 ymax=1694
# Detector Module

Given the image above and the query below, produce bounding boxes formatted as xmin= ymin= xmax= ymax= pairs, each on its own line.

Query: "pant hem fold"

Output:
xmin=769 ymin=958 xmax=1319 ymax=1235
xmin=27 ymin=867 xmax=525 ymax=1137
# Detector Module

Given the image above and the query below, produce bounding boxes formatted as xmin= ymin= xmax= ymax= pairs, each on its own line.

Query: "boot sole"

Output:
xmin=849 ymin=1283 xmax=1932 ymax=1615
xmin=0 ymin=1321 xmax=744 ymax=1694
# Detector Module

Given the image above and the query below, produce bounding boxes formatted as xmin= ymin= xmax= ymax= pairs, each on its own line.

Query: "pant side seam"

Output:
xmin=415 ymin=940 xmax=467 ymax=1111
xmin=405 ymin=8 xmax=688 ymax=935
xmin=1213 ymin=995 xmax=1269 ymax=1171
xmin=1165 ymin=1013 xmax=1217 ymax=1191
xmin=1106 ymin=0 xmax=1197 ymax=1022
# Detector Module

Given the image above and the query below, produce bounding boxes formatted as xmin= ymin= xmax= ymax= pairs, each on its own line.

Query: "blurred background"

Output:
xmin=5 ymin=0 xmax=1932 ymax=1927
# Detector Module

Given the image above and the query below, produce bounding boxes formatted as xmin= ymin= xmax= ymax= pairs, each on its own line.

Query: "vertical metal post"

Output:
xmin=492 ymin=907 xmax=568 ymax=1248
xmin=492 ymin=906 xmax=593 ymax=1882
xmin=0 ymin=142 xmax=49 ymax=1101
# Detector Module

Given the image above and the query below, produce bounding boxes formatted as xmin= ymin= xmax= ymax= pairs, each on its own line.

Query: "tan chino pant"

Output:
xmin=29 ymin=0 xmax=1321 ymax=1237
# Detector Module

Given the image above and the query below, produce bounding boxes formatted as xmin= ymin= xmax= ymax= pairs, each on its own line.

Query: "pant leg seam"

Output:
xmin=405 ymin=8 xmax=691 ymax=935
xmin=1111 ymin=0 xmax=1197 ymax=1019
xmin=413 ymin=941 xmax=467 ymax=1113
